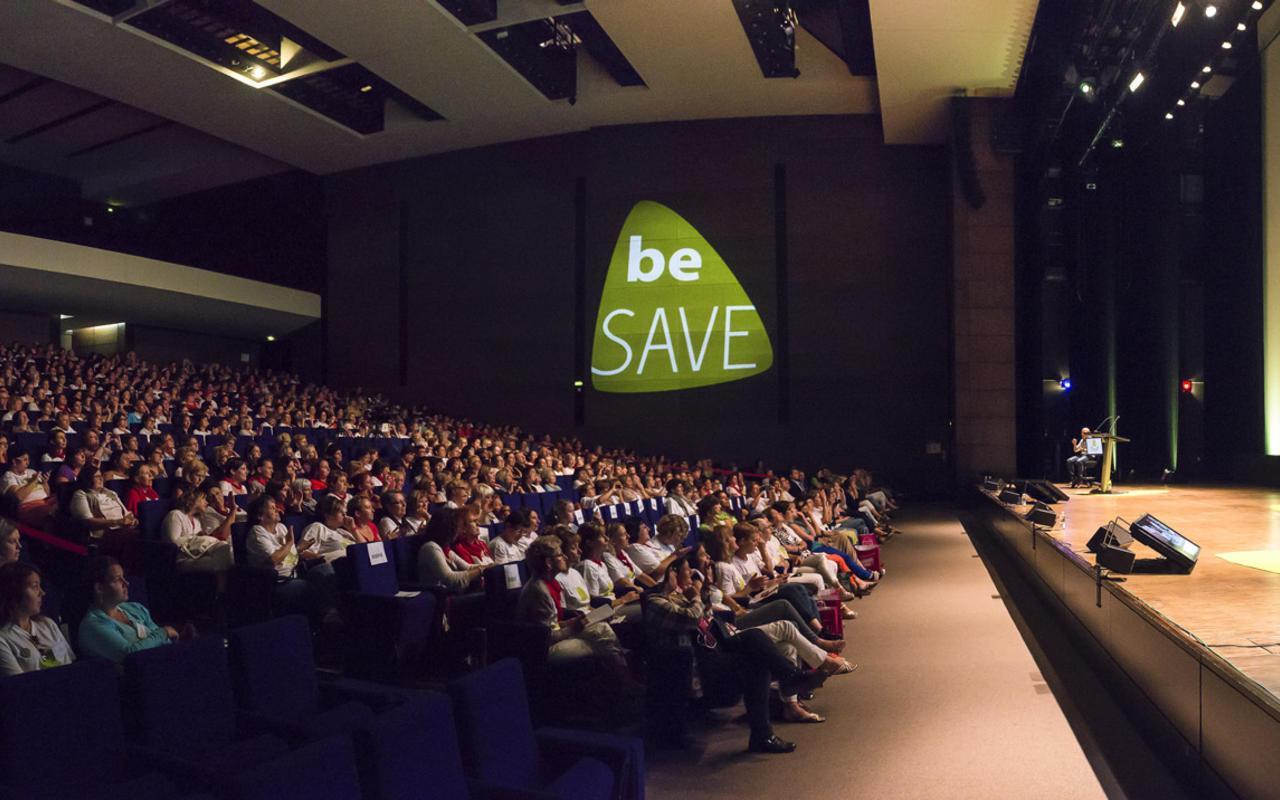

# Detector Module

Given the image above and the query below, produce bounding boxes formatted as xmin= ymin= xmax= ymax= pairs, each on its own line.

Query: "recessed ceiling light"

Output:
xmin=1202 ymin=65 xmax=1213 ymax=73
xmin=1238 ymin=22 xmax=1248 ymax=31
xmin=1177 ymin=98 xmax=1186 ymax=106
xmin=1221 ymin=41 xmax=1233 ymax=49
xmin=1191 ymin=80 xmax=1201 ymax=89
xmin=1253 ymin=1 xmax=1263 ymax=10
xmin=1165 ymin=112 xmax=1175 ymax=120
xmin=1204 ymin=4 xmax=1217 ymax=17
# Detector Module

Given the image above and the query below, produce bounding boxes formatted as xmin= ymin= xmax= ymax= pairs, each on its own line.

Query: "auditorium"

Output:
xmin=1 ymin=0 xmax=1279 ymax=797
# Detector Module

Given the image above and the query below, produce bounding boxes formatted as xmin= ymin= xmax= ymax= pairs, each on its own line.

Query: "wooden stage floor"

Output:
xmin=1046 ymin=483 xmax=1280 ymax=698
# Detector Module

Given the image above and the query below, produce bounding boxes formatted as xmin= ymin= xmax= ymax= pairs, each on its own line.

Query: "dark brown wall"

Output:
xmin=325 ymin=115 xmax=953 ymax=485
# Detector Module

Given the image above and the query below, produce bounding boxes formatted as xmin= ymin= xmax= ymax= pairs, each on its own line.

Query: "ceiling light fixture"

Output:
xmin=1238 ymin=22 xmax=1248 ymax=30
xmin=1191 ymin=80 xmax=1201 ymax=88
xmin=1177 ymin=98 xmax=1186 ymax=105
xmin=1129 ymin=71 xmax=1146 ymax=92
xmin=1202 ymin=65 xmax=1213 ymax=73
xmin=250 ymin=65 xmax=267 ymax=79
xmin=1166 ymin=112 xmax=1175 ymax=119
xmin=1172 ymin=2 xmax=1187 ymax=25
xmin=1253 ymin=1 xmax=1263 ymax=9
xmin=359 ymin=84 xmax=373 ymax=92
xmin=1204 ymin=3 xmax=1217 ymax=17
xmin=1222 ymin=40 xmax=1233 ymax=49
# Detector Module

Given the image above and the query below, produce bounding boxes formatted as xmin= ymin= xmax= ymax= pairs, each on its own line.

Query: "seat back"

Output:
xmin=138 ymin=499 xmax=173 ymax=540
xmin=230 ymin=735 xmax=362 ymax=800
xmin=357 ymin=693 xmax=470 ymax=800
xmin=393 ymin=534 xmax=428 ymax=585
xmin=227 ymin=615 xmax=319 ymax=720
xmin=0 ymin=659 xmax=130 ymax=792
xmin=483 ymin=560 xmax=528 ymax=619
xmin=122 ymin=634 xmax=238 ymax=751
xmin=346 ymin=541 xmax=399 ymax=596
xmin=448 ymin=658 xmax=539 ymax=791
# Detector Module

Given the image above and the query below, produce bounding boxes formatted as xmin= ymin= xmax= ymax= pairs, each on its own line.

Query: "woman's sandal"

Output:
xmin=783 ymin=704 xmax=826 ymax=723
xmin=821 ymin=658 xmax=858 ymax=676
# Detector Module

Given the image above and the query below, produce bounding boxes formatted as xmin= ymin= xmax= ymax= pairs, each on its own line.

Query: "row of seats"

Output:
xmin=0 ymin=614 xmax=642 ymax=800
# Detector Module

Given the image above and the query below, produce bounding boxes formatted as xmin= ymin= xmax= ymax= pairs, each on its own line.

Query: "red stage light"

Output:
xmin=1181 ymin=379 xmax=1193 ymax=393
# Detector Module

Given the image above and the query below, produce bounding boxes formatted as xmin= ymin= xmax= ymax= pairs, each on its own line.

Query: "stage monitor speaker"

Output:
xmin=998 ymin=489 xmax=1023 ymax=505
xmin=1025 ymin=503 xmax=1057 ymax=526
xmin=1022 ymin=479 xmax=1069 ymax=504
xmin=1096 ymin=542 xmax=1136 ymax=573
xmin=982 ymin=477 xmax=1001 ymax=492
xmin=1086 ymin=526 xmax=1108 ymax=553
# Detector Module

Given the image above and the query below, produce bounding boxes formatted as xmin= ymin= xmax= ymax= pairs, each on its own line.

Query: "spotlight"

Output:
xmin=1222 ymin=41 xmax=1233 ymax=49
xmin=1172 ymin=1 xmax=1187 ymax=25
xmin=1191 ymin=80 xmax=1201 ymax=89
xmin=359 ymin=84 xmax=373 ymax=93
xmin=573 ymin=380 xmax=584 ymax=388
xmin=1165 ymin=112 xmax=1175 ymax=119
xmin=1177 ymin=98 xmax=1186 ymax=106
xmin=1060 ymin=378 xmax=1073 ymax=391
xmin=1129 ymin=71 xmax=1146 ymax=92
xmin=1111 ymin=138 xmax=1125 ymax=148
xmin=266 ymin=335 xmax=276 ymax=342
xmin=1239 ymin=22 xmax=1248 ymax=30
xmin=1202 ymin=65 xmax=1213 ymax=73
xmin=250 ymin=65 xmax=267 ymax=79
xmin=1204 ymin=3 xmax=1217 ymax=17
xmin=1079 ymin=79 xmax=1095 ymax=96
xmin=1181 ymin=379 xmax=1193 ymax=393
xmin=1254 ymin=1 xmax=1264 ymax=9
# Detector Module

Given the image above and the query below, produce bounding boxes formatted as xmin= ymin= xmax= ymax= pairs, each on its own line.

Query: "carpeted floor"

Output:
xmin=646 ymin=506 xmax=1108 ymax=800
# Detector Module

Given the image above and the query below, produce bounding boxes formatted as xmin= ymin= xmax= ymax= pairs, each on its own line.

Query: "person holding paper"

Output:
xmin=491 ymin=509 xmax=537 ymax=564
xmin=1067 ymin=427 xmax=1092 ymax=487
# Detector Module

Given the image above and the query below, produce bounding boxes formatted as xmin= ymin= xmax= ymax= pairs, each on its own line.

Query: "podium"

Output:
xmin=1086 ymin=432 xmax=1129 ymax=494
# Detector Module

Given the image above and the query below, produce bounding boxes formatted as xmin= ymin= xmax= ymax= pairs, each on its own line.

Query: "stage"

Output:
xmin=975 ymin=484 xmax=1280 ymax=799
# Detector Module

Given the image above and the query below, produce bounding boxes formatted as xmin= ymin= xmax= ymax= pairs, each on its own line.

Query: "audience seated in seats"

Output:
xmin=246 ymin=495 xmax=337 ymax=624
xmin=0 ymin=561 xmax=74 ymax=675
xmin=3 ymin=450 xmax=57 ymax=528
xmin=377 ymin=490 xmax=417 ymax=540
xmin=161 ymin=487 xmax=234 ymax=575
xmin=300 ymin=494 xmax=359 ymax=564
xmin=605 ymin=521 xmax=656 ymax=589
xmin=625 ymin=514 xmax=689 ymax=579
xmin=644 ymin=555 xmax=832 ymax=753
xmin=69 ymin=465 xmax=139 ymax=548
xmin=448 ymin=511 xmax=494 ymax=569
xmin=77 ymin=556 xmax=192 ymax=664
xmin=53 ymin=446 xmax=88 ymax=489
xmin=517 ymin=535 xmax=636 ymax=688
xmin=491 ymin=508 xmax=537 ymax=565
xmin=123 ymin=462 xmax=160 ymax=516
xmin=572 ymin=523 xmax=641 ymax=620
xmin=346 ymin=495 xmax=381 ymax=543
xmin=664 ymin=479 xmax=697 ymax=517
xmin=0 ymin=521 xmax=21 ymax=567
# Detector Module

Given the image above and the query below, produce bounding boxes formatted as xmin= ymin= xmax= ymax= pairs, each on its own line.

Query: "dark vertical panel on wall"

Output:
xmin=775 ymin=163 xmax=790 ymax=424
xmin=1203 ymin=63 xmax=1264 ymax=476
xmin=398 ymin=203 xmax=410 ymax=388
xmin=574 ymin=176 xmax=587 ymax=426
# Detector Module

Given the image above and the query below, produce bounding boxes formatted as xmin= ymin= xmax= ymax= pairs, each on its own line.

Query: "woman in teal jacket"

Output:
xmin=77 ymin=556 xmax=183 ymax=664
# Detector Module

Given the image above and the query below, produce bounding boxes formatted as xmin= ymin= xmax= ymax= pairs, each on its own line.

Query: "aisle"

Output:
xmin=646 ymin=506 xmax=1106 ymax=800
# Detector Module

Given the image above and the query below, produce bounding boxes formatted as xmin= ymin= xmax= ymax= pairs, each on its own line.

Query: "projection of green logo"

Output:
xmin=591 ymin=201 xmax=773 ymax=393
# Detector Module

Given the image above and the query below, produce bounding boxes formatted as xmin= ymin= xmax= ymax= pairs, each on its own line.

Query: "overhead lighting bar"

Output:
xmin=1129 ymin=71 xmax=1146 ymax=92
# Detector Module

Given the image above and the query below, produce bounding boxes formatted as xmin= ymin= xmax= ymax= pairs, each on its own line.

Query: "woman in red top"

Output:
xmin=309 ymin=459 xmax=330 ymax=493
xmin=124 ymin=463 xmax=159 ymax=517
xmin=449 ymin=520 xmax=493 ymax=567
xmin=347 ymin=496 xmax=380 ymax=543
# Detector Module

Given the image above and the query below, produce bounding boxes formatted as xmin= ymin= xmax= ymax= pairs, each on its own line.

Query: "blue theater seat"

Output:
xmin=340 ymin=541 xmax=438 ymax=680
xmin=0 ymin=660 xmax=176 ymax=800
xmin=448 ymin=659 xmax=644 ymax=800
xmin=121 ymin=634 xmax=290 ymax=782
xmin=138 ymin=498 xmax=173 ymax=540
xmin=228 ymin=615 xmax=405 ymax=743
xmin=227 ymin=735 xmax=363 ymax=800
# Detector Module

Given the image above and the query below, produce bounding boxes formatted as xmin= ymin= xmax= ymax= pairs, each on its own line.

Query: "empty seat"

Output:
xmin=227 ymin=735 xmax=363 ymax=800
xmin=121 ymin=634 xmax=290 ymax=781
xmin=448 ymin=659 xmax=644 ymax=800
xmin=0 ymin=659 xmax=176 ymax=800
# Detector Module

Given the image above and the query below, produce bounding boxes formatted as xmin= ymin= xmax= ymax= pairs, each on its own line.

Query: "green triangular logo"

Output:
xmin=591 ymin=201 xmax=773 ymax=393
